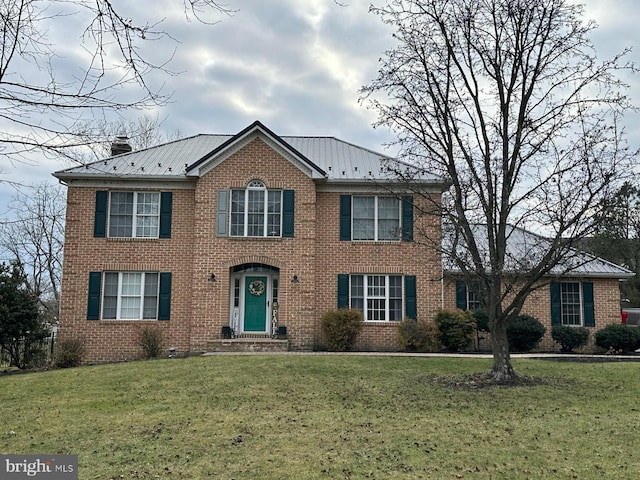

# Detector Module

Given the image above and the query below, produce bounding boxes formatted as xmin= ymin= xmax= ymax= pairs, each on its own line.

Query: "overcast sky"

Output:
xmin=1 ymin=0 xmax=639 ymax=211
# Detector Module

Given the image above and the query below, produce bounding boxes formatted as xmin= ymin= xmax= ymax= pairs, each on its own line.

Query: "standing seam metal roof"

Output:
xmin=53 ymin=133 xmax=443 ymax=184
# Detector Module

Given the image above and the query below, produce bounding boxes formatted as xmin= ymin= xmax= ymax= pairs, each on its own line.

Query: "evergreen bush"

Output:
xmin=434 ymin=309 xmax=476 ymax=352
xmin=507 ymin=315 xmax=546 ymax=352
xmin=321 ymin=309 xmax=364 ymax=351
xmin=551 ymin=325 xmax=590 ymax=352
xmin=594 ymin=324 xmax=640 ymax=353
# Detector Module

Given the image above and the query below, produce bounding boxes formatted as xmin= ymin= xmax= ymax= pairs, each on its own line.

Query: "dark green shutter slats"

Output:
xmin=87 ymin=272 xmax=102 ymax=320
xmin=159 ymin=192 xmax=173 ymax=238
xmin=582 ymin=282 xmax=595 ymax=327
xmin=158 ymin=272 xmax=172 ymax=321
xmin=283 ymin=190 xmax=295 ymax=238
xmin=550 ymin=282 xmax=561 ymax=326
xmin=94 ymin=191 xmax=108 ymax=238
xmin=216 ymin=190 xmax=229 ymax=237
xmin=401 ymin=196 xmax=414 ymax=241
xmin=339 ymin=195 xmax=351 ymax=241
xmin=405 ymin=275 xmax=417 ymax=320
xmin=456 ymin=281 xmax=468 ymax=310
xmin=337 ymin=274 xmax=349 ymax=308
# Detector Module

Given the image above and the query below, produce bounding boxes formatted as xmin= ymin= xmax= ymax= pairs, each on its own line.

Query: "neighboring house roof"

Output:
xmin=443 ymin=224 xmax=634 ymax=279
xmin=53 ymin=120 xmax=445 ymax=187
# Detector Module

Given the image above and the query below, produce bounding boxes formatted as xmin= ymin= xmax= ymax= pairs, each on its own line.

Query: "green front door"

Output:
xmin=244 ymin=276 xmax=268 ymax=332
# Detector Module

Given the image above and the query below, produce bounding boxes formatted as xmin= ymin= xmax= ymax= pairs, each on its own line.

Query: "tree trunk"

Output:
xmin=490 ymin=319 xmax=516 ymax=382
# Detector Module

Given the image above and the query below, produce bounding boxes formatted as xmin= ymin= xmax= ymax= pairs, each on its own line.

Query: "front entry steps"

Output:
xmin=206 ymin=335 xmax=289 ymax=353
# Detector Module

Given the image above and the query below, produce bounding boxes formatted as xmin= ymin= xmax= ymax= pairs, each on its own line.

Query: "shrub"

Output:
xmin=396 ymin=318 xmax=442 ymax=352
xmin=472 ymin=309 xmax=490 ymax=332
xmin=138 ymin=326 xmax=165 ymax=359
xmin=434 ymin=309 xmax=476 ymax=352
xmin=321 ymin=309 xmax=363 ymax=351
xmin=594 ymin=324 xmax=640 ymax=353
xmin=551 ymin=325 xmax=590 ymax=353
xmin=54 ymin=337 xmax=86 ymax=368
xmin=507 ymin=315 xmax=546 ymax=352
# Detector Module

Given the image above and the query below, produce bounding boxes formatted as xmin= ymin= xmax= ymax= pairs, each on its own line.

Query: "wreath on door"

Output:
xmin=248 ymin=280 xmax=266 ymax=296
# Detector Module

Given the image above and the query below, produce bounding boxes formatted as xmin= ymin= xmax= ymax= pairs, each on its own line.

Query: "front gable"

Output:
xmin=186 ymin=121 xmax=327 ymax=180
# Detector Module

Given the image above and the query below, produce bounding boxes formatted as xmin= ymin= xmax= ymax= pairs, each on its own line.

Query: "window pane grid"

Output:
xmin=108 ymin=192 xmax=160 ymax=238
xmin=101 ymin=272 xmax=159 ymax=320
xmin=561 ymin=282 xmax=582 ymax=326
xmin=230 ymin=185 xmax=282 ymax=237
xmin=350 ymin=275 xmax=403 ymax=322
xmin=352 ymin=196 xmax=400 ymax=241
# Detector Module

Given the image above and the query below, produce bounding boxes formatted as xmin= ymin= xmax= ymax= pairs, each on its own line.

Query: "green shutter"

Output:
xmin=94 ymin=191 xmax=108 ymax=238
xmin=87 ymin=272 xmax=102 ymax=320
xmin=159 ymin=192 xmax=173 ymax=238
xmin=337 ymin=274 xmax=349 ymax=308
xmin=550 ymin=282 xmax=561 ymax=326
xmin=582 ymin=282 xmax=595 ymax=327
xmin=216 ymin=190 xmax=229 ymax=237
xmin=282 ymin=190 xmax=295 ymax=238
xmin=158 ymin=272 xmax=172 ymax=320
xmin=405 ymin=275 xmax=417 ymax=320
xmin=456 ymin=281 xmax=468 ymax=310
xmin=339 ymin=195 xmax=351 ymax=241
xmin=401 ymin=196 xmax=414 ymax=241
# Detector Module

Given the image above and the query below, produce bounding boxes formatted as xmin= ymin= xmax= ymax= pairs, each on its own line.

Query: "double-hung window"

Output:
xmin=560 ymin=282 xmax=582 ymax=326
xmin=456 ymin=281 xmax=482 ymax=311
xmin=102 ymin=272 xmax=159 ymax=320
xmin=352 ymin=196 xmax=400 ymax=241
xmin=108 ymin=192 xmax=160 ymax=238
xmin=231 ymin=181 xmax=282 ymax=237
xmin=350 ymin=274 xmax=403 ymax=321
xmin=550 ymin=281 xmax=595 ymax=327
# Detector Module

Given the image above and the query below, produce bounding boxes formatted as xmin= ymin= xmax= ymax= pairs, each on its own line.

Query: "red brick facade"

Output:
xmin=57 ymin=135 xmax=445 ymax=362
xmin=56 ymin=126 xmax=628 ymax=362
xmin=442 ymin=277 xmax=624 ymax=352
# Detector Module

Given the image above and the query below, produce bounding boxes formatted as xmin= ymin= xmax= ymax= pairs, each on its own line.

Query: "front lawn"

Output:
xmin=1 ymin=355 xmax=638 ymax=479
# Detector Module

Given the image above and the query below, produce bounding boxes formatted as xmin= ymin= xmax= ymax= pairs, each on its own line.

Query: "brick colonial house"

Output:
xmin=53 ymin=121 xmax=632 ymax=362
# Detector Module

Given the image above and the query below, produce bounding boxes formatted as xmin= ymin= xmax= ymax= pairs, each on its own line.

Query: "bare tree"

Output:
xmin=69 ymin=115 xmax=183 ymax=163
xmin=362 ymin=0 xmax=637 ymax=380
xmin=0 ymin=183 xmax=65 ymax=323
xmin=0 ymin=0 xmax=232 ymax=166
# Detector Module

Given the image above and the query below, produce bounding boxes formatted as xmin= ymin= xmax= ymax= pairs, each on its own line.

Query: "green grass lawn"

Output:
xmin=1 ymin=355 xmax=638 ymax=479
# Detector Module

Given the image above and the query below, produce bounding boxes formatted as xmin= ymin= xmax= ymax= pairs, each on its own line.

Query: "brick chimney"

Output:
xmin=111 ymin=135 xmax=132 ymax=156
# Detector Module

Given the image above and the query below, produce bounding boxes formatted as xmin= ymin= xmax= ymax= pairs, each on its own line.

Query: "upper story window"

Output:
xmin=230 ymin=181 xmax=283 ymax=237
xmin=94 ymin=190 xmax=172 ymax=239
xmin=109 ymin=192 xmax=160 ymax=238
xmin=340 ymin=195 xmax=412 ymax=242
xmin=352 ymin=196 xmax=400 ymax=241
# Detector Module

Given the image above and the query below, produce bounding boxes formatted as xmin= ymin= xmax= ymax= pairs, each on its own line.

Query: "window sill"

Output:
xmin=106 ymin=237 xmax=160 ymax=242
xmin=95 ymin=319 xmax=161 ymax=323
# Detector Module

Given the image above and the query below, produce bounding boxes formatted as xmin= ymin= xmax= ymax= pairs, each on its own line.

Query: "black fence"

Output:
xmin=0 ymin=333 xmax=56 ymax=369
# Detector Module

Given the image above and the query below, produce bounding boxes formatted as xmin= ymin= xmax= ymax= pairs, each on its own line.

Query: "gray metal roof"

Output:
xmin=53 ymin=126 xmax=444 ymax=185
xmin=443 ymin=224 xmax=634 ymax=279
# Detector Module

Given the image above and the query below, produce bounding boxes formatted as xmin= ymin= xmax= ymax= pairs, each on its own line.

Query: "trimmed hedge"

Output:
xmin=435 ymin=309 xmax=476 ymax=352
xmin=551 ymin=325 xmax=590 ymax=353
xmin=594 ymin=324 xmax=640 ymax=353
xmin=507 ymin=315 xmax=546 ymax=352
xmin=321 ymin=308 xmax=364 ymax=351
